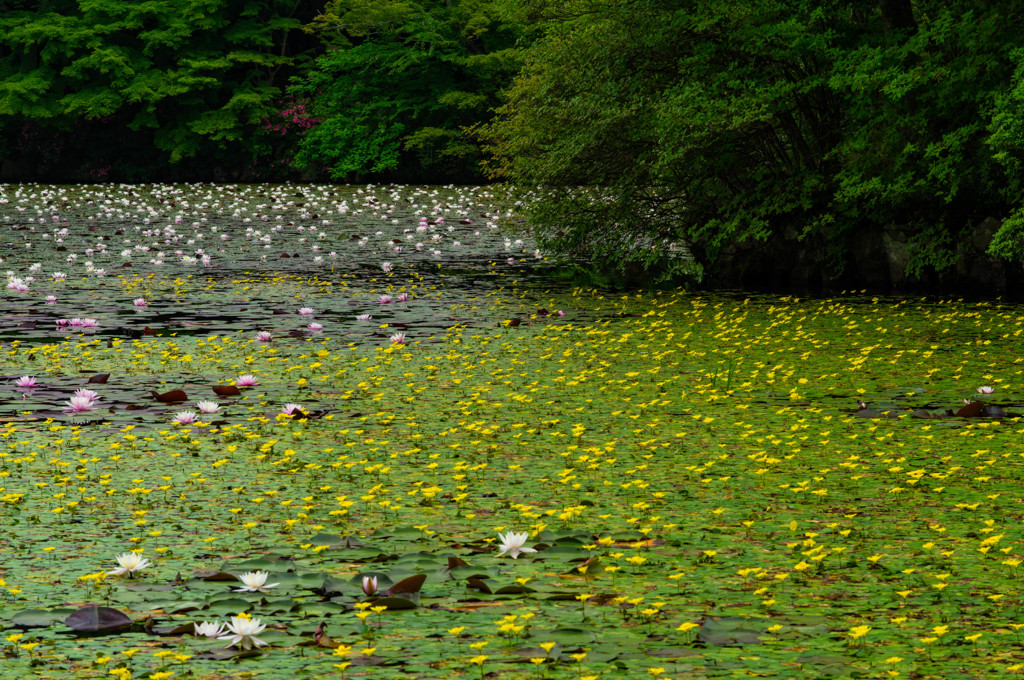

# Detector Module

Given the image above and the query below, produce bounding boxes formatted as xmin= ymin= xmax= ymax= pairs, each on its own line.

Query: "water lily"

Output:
xmin=63 ymin=396 xmax=96 ymax=414
xmin=255 ymin=330 xmax=272 ymax=342
xmin=14 ymin=376 xmax=37 ymax=388
xmin=390 ymin=332 xmax=406 ymax=344
xmin=496 ymin=531 xmax=537 ymax=559
xmin=362 ymin=575 xmax=378 ymax=596
xmin=74 ymin=388 xmax=100 ymax=401
xmin=396 ymin=292 xmax=409 ymax=302
xmin=356 ymin=314 xmax=373 ymax=321
xmin=196 ymin=400 xmax=220 ymax=414
xmin=218 ymin=615 xmax=269 ymax=650
xmin=194 ymin=621 xmax=225 ymax=638
xmin=133 ymin=298 xmax=148 ymax=307
xmin=236 ymin=374 xmax=260 ymax=387
xmin=234 ymin=570 xmax=279 ymax=593
xmin=381 ymin=261 xmax=393 ymax=273
xmin=307 ymin=322 xmax=324 ymax=332
xmin=44 ymin=295 xmax=57 ymax=303
xmin=173 ymin=410 xmax=199 ymax=424
xmin=281 ymin=403 xmax=304 ymax=416
xmin=378 ymin=294 xmax=392 ymax=304
xmin=298 ymin=307 xmax=315 ymax=315
xmin=107 ymin=552 xmax=152 ymax=577
xmin=977 ymin=385 xmax=995 ymax=394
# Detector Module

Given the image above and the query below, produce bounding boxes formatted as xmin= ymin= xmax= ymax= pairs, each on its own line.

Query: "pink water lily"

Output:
xmin=236 ymin=374 xmax=260 ymax=387
xmin=255 ymin=330 xmax=272 ymax=342
xmin=64 ymin=396 xmax=96 ymax=414
xmin=14 ymin=376 xmax=37 ymax=388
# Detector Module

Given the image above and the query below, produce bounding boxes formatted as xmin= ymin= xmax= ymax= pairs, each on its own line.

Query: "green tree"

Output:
xmin=0 ymin=0 xmax=318 ymax=180
xmin=483 ymin=0 xmax=1024 ymax=283
xmin=293 ymin=0 xmax=526 ymax=182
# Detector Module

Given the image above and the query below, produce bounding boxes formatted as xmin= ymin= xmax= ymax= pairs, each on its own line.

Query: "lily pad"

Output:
xmin=64 ymin=606 xmax=134 ymax=634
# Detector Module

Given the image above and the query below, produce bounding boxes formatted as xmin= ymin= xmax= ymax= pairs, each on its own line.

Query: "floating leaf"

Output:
xmin=12 ymin=609 xmax=65 ymax=628
xmin=369 ymin=595 xmax=418 ymax=610
xmin=466 ymin=577 xmax=492 ymax=594
xmin=385 ymin=574 xmax=426 ymax=596
xmin=152 ymin=389 xmax=187 ymax=402
xmin=64 ymin=606 xmax=133 ymax=634
xmin=956 ymin=401 xmax=985 ymax=417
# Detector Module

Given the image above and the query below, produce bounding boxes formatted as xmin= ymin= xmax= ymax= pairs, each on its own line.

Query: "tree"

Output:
xmin=482 ymin=0 xmax=1024 ymax=283
xmin=292 ymin=0 xmax=526 ymax=182
xmin=0 ymin=0 xmax=319 ymax=181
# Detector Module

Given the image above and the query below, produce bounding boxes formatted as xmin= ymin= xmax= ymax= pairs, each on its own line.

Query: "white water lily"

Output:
xmin=361 ymin=575 xmax=378 ymax=596
xmin=218 ymin=614 xmax=269 ymax=650
xmin=496 ymin=531 xmax=537 ymax=559
xmin=977 ymin=385 xmax=995 ymax=394
xmin=193 ymin=621 xmax=225 ymax=638
xmin=107 ymin=551 xmax=152 ymax=577
xmin=234 ymin=570 xmax=279 ymax=593
xmin=195 ymin=400 xmax=220 ymax=414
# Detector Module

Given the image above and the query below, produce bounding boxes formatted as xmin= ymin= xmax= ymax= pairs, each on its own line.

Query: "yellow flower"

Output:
xmin=848 ymin=625 xmax=871 ymax=640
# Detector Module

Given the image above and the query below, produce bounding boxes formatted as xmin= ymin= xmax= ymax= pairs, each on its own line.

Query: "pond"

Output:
xmin=0 ymin=183 xmax=1022 ymax=679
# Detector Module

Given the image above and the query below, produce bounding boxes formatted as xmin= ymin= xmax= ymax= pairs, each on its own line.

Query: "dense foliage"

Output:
xmin=482 ymin=0 xmax=1024 ymax=282
xmin=0 ymin=0 xmax=319 ymax=181
xmin=292 ymin=0 xmax=526 ymax=182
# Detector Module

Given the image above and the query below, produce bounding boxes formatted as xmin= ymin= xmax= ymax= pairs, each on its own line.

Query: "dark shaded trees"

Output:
xmin=0 ymin=0 xmax=320 ymax=181
xmin=482 ymin=0 xmax=1024 ymax=283
xmin=291 ymin=0 xmax=527 ymax=182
